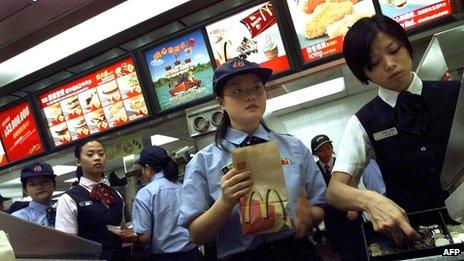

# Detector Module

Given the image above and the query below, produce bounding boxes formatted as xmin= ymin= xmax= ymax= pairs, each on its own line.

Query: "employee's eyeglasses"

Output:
xmin=223 ymin=85 xmax=266 ymax=99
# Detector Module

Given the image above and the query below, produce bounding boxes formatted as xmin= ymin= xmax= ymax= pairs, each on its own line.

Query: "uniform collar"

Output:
xmin=153 ymin=172 xmax=165 ymax=181
xmin=225 ymin=124 xmax=270 ymax=146
xmin=79 ymin=176 xmax=103 ymax=191
xmin=29 ymin=201 xmax=50 ymax=212
xmin=378 ymin=72 xmax=422 ymax=107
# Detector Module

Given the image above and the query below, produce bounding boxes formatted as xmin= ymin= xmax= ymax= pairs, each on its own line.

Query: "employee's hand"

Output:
xmin=364 ymin=191 xmax=420 ymax=245
xmin=219 ymin=167 xmax=253 ymax=207
xmin=119 ymin=227 xmax=138 ymax=242
xmin=346 ymin=210 xmax=359 ymax=221
xmin=295 ymin=188 xmax=315 ymax=238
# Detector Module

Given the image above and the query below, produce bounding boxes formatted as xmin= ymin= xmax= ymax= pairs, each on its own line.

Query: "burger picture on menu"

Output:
xmin=72 ymin=117 xmax=90 ymax=136
xmin=88 ymin=109 xmax=108 ymax=130
xmin=100 ymin=81 xmax=121 ymax=102
xmin=104 ymin=102 xmax=128 ymax=127
xmin=45 ymin=103 xmax=64 ymax=125
xmin=65 ymin=96 xmax=82 ymax=116
xmin=79 ymin=89 xmax=101 ymax=111
xmin=53 ymin=123 xmax=71 ymax=143
xmin=125 ymin=95 xmax=148 ymax=116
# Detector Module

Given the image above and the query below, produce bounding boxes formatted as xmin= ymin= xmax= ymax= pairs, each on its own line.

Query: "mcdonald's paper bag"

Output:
xmin=232 ymin=141 xmax=291 ymax=235
xmin=0 ymin=230 xmax=15 ymax=261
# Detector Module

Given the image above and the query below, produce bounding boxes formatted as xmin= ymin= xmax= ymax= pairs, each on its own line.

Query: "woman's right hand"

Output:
xmin=219 ymin=167 xmax=253 ymax=207
xmin=364 ymin=191 xmax=420 ymax=245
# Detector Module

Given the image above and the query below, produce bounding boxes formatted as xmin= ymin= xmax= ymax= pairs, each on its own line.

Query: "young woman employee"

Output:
xmin=326 ymin=15 xmax=461 ymax=244
xmin=55 ymin=139 xmax=136 ymax=260
xmin=179 ymin=57 xmax=327 ymax=260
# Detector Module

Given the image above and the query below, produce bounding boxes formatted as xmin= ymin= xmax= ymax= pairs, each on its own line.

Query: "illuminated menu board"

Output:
xmin=38 ymin=57 xmax=149 ymax=147
xmin=379 ymin=0 xmax=452 ymax=30
xmin=206 ymin=2 xmax=290 ymax=74
xmin=286 ymin=0 xmax=375 ymax=63
xmin=0 ymin=138 xmax=8 ymax=167
xmin=0 ymin=101 xmax=45 ymax=165
xmin=143 ymin=30 xmax=215 ymax=112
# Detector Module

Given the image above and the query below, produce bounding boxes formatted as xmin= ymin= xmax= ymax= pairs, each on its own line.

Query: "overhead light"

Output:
xmin=52 ymin=165 xmax=77 ymax=176
xmin=266 ymin=77 xmax=346 ymax=114
xmin=150 ymin=134 xmax=179 ymax=146
xmin=64 ymin=177 xmax=78 ymax=183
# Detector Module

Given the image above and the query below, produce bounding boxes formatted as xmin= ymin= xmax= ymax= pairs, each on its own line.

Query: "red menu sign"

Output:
xmin=38 ymin=57 xmax=149 ymax=147
xmin=0 ymin=101 xmax=44 ymax=163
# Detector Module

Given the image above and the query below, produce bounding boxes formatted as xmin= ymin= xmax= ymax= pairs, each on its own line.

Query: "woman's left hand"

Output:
xmin=119 ymin=228 xmax=138 ymax=242
xmin=294 ymin=188 xmax=315 ymax=238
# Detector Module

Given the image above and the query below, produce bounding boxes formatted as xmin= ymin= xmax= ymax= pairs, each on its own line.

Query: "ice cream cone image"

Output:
xmin=263 ymin=35 xmax=278 ymax=59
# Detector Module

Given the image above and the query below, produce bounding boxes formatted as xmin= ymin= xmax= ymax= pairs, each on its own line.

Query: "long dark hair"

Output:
xmin=148 ymin=156 xmax=179 ymax=183
xmin=74 ymin=139 xmax=104 ymax=181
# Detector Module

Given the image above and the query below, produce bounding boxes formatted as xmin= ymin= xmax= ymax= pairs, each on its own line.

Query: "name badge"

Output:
xmin=373 ymin=127 xmax=398 ymax=141
xmin=79 ymin=201 xmax=93 ymax=207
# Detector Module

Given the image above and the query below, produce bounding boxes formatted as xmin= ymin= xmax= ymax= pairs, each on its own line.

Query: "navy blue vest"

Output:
xmin=66 ymin=185 xmax=123 ymax=259
xmin=356 ymin=81 xmax=460 ymax=212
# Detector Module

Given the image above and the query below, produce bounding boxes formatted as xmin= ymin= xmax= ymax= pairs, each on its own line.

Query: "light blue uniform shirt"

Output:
xmin=179 ymin=125 xmax=327 ymax=258
xmin=132 ymin=172 xmax=195 ymax=254
xmin=362 ymin=160 xmax=386 ymax=195
xmin=11 ymin=201 xmax=53 ymax=228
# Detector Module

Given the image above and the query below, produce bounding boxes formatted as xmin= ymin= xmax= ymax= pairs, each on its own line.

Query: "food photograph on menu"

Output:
xmin=206 ymin=2 xmax=290 ymax=73
xmin=378 ymin=0 xmax=452 ymax=30
xmin=143 ymin=30 xmax=214 ymax=112
xmin=0 ymin=101 xmax=44 ymax=163
xmin=38 ymin=57 xmax=149 ymax=147
xmin=286 ymin=0 xmax=376 ymax=63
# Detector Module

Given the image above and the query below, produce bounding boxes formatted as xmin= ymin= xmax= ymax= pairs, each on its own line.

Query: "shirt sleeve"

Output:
xmin=132 ymin=190 xmax=153 ymax=236
xmin=55 ymin=193 xmax=78 ymax=234
xmin=178 ymin=154 xmax=212 ymax=228
xmin=300 ymin=142 xmax=327 ymax=206
xmin=333 ymin=115 xmax=375 ymax=182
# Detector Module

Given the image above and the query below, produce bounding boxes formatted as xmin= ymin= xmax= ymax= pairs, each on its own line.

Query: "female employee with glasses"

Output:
xmin=179 ymin=57 xmax=327 ymax=260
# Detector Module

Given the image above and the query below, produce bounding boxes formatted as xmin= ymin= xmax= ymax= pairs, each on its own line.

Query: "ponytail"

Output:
xmin=163 ymin=159 xmax=179 ymax=182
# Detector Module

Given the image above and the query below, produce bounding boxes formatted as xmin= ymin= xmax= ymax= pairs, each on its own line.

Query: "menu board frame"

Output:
xmin=0 ymin=98 xmax=47 ymax=169
xmin=278 ymin=0 xmax=380 ymax=69
xmin=204 ymin=0 xmax=296 ymax=78
xmin=35 ymin=54 xmax=153 ymax=150
xmin=375 ymin=0 xmax=457 ymax=34
xmin=138 ymin=27 xmax=218 ymax=115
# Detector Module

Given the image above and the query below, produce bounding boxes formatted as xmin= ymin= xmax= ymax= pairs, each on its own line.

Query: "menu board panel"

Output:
xmin=286 ymin=0 xmax=376 ymax=64
xmin=0 ymin=138 xmax=8 ymax=167
xmin=143 ymin=30 xmax=214 ymax=112
xmin=379 ymin=0 xmax=452 ymax=30
xmin=0 ymin=101 xmax=45 ymax=163
xmin=206 ymin=2 xmax=290 ymax=73
xmin=39 ymin=57 xmax=149 ymax=147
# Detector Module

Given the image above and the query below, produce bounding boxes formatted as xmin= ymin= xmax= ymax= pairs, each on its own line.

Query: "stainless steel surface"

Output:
xmin=440 ymin=79 xmax=464 ymax=191
xmin=416 ymin=25 xmax=464 ymax=80
xmin=0 ymin=211 xmax=101 ymax=259
xmin=445 ymin=181 xmax=464 ymax=223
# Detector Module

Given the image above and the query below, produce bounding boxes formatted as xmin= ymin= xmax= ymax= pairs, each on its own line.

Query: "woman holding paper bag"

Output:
xmin=179 ymin=57 xmax=327 ymax=260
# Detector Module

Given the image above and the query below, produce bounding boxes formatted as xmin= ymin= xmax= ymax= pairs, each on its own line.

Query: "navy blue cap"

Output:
xmin=20 ymin=162 xmax=56 ymax=184
xmin=213 ymin=57 xmax=273 ymax=96
xmin=311 ymin=135 xmax=332 ymax=154
xmin=137 ymin=146 xmax=170 ymax=169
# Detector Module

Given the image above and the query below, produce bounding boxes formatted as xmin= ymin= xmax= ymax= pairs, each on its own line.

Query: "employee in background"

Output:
xmin=179 ymin=57 xmax=327 ymax=260
xmin=11 ymin=162 xmax=56 ymax=228
xmin=327 ymin=14 xmax=461 ymax=245
xmin=55 ymin=139 xmax=137 ymax=260
xmin=0 ymin=193 xmax=10 ymax=212
xmin=131 ymin=145 xmax=201 ymax=260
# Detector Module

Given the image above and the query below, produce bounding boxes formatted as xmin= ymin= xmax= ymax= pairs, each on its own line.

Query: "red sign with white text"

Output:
xmin=0 ymin=101 xmax=44 ymax=163
xmin=38 ymin=57 xmax=149 ymax=147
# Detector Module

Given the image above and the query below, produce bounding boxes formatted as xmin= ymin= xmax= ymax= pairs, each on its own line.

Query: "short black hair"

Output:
xmin=343 ymin=14 xmax=413 ymax=85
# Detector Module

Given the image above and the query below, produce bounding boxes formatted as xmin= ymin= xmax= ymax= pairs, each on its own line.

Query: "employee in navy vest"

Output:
xmin=11 ymin=162 xmax=56 ymax=228
xmin=132 ymin=145 xmax=201 ymax=260
xmin=56 ymin=139 xmax=137 ymax=260
xmin=326 ymin=14 xmax=461 ymax=245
